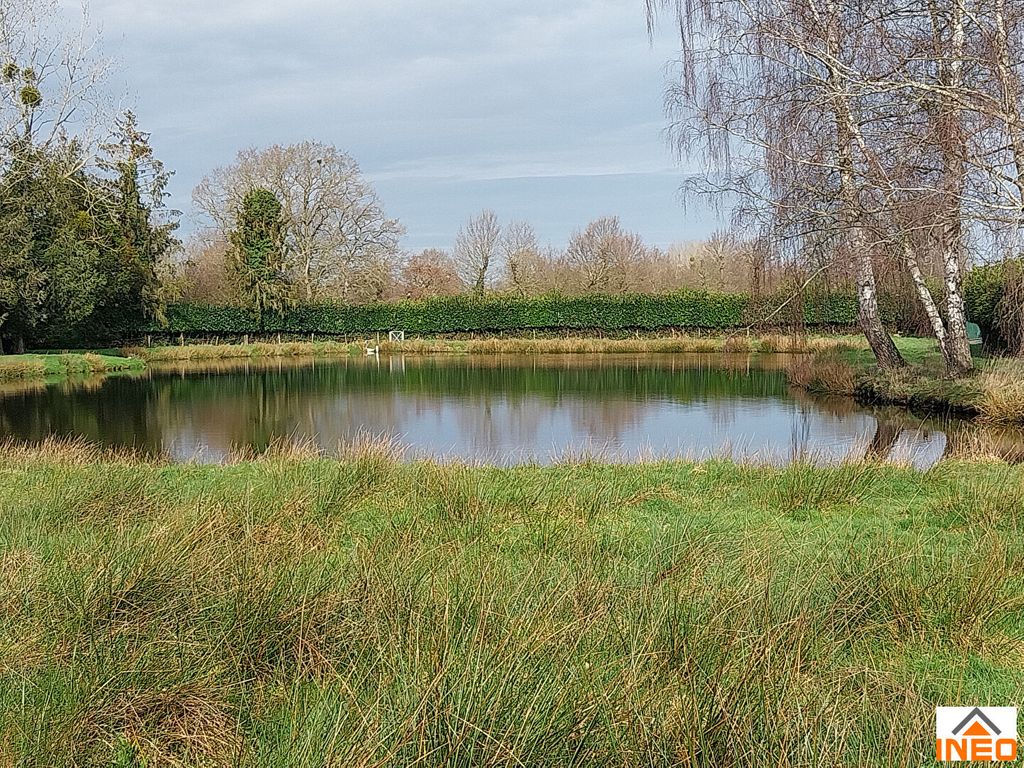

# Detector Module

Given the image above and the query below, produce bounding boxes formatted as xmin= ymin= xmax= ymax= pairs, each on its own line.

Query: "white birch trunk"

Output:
xmin=939 ymin=0 xmax=974 ymax=376
xmin=902 ymin=241 xmax=948 ymax=356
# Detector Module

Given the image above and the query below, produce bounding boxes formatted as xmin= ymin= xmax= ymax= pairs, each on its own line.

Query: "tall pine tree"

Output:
xmin=95 ymin=110 xmax=179 ymax=338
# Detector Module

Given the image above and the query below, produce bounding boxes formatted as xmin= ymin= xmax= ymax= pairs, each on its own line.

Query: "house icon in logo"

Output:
xmin=937 ymin=706 xmax=1018 ymax=762
xmin=953 ymin=708 xmax=1003 ymax=739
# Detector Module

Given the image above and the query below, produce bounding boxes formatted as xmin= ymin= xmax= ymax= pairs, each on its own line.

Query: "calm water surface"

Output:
xmin=1 ymin=353 xmax=1020 ymax=466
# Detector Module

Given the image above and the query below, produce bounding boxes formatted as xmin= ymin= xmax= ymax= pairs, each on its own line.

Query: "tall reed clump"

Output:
xmin=977 ymin=358 xmax=1024 ymax=423
xmin=721 ymin=335 xmax=754 ymax=353
xmin=758 ymin=334 xmax=863 ymax=354
xmin=1 ymin=446 xmax=1021 ymax=766
xmin=756 ymin=333 xmax=797 ymax=352
xmin=0 ymin=357 xmax=46 ymax=380
xmin=785 ymin=355 xmax=858 ymax=395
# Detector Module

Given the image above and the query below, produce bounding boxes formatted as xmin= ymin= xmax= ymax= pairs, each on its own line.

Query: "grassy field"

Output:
xmin=0 ymin=353 xmax=143 ymax=381
xmin=127 ymin=333 xmax=864 ymax=362
xmin=1 ymin=440 xmax=1022 ymax=766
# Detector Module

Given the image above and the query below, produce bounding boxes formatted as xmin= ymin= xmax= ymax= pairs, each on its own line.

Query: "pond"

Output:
xmin=1 ymin=353 xmax=1020 ymax=466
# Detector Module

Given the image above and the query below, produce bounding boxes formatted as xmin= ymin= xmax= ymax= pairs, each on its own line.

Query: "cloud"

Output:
xmin=81 ymin=0 xmax=716 ymax=244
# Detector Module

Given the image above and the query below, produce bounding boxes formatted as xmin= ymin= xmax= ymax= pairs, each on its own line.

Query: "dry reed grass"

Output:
xmin=132 ymin=334 xmax=862 ymax=362
xmin=0 ymin=358 xmax=46 ymax=380
xmin=0 ymin=436 xmax=157 ymax=467
xmin=785 ymin=355 xmax=858 ymax=395
xmin=722 ymin=335 xmax=754 ymax=352
xmin=977 ymin=359 xmax=1024 ymax=423
xmin=228 ymin=432 xmax=406 ymax=464
xmin=128 ymin=341 xmax=355 ymax=362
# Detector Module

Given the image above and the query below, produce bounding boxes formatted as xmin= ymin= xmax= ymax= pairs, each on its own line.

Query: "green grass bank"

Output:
xmin=787 ymin=337 xmax=1024 ymax=424
xmin=0 ymin=353 xmax=143 ymax=382
xmin=1 ymin=441 xmax=1022 ymax=766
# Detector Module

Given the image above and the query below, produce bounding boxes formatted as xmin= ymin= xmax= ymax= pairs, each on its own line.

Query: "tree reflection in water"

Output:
xmin=0 ymin=353 xmax=1019 ymax=466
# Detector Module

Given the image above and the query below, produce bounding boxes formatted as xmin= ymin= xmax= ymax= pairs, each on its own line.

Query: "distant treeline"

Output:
xmin=141 ymin=291 xmax=882 ymax=340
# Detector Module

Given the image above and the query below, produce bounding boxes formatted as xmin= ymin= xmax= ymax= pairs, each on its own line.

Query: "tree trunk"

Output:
xmin=902 ymin=241 xmax=948 ymax=354
xmin=993 ymin=0 xmax=1024 ymax=213
xmin=824 ymin=0 xmax=906 ymax=373
xmin=14 ymin=336 xmax=25 ymax=354
xmin=853 ymin=230 xmax=905 ymax=371
xmin=940 ymin=224 xmax=974 ymax=377
xmin=304 ymin=259 xmax=315 ymax=302
xmin=934 ymin=0 xmax=973 ymax=378
xmin=750 ymin=240 xmax=765 ymax=299
xmin=835 ymin=108 xmax=905 ymax=371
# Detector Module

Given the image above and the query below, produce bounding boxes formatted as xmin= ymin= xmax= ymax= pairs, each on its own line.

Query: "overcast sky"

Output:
xmin=83 ymin=0 xmax=726 ymax=250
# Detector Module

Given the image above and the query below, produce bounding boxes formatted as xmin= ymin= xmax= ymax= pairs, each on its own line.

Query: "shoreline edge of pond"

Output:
xmin=4 ymin=334 xmax=1023 ymax=426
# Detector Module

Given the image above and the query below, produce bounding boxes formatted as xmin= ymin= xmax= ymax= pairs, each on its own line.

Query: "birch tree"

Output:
xmin=648 ymin=0 xmax=908 ymax=370
xmin=651 ymin=0 xmax=1024 ymax=374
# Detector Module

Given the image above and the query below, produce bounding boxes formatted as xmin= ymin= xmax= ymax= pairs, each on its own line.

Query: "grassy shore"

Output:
xmin=787 ymin=337 xmax=1024 ymax=424
xmin=1 ymin=440 xmax=1022 ymax=766
xmin=127 ymin=333 xmax=864 ymax=362
xmin=0 ymin=352 xmax=143 ymax=381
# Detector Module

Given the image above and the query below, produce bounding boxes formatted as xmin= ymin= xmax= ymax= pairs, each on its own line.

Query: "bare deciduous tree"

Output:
xmin=400 ymin=249 xmax=464 ymax=299
xmin=565 ymin=216 xmax=647 ymax=293
xmin=501 ymin=220 xmax=541 ymax=296
xmin=0 ymin=0 xmax=113 ymax=167
xmin=646 ymin=0 xmax=1024 ymax=374
xmin=697 ymin=230 xmax=735 ymax=291
xmin=193 ymin=141 xmax=404 ymax=302
xmin=175 ymin=234 xmax=239 ymax=305
xmin=453 ymin=210 xmax=501 ymax=296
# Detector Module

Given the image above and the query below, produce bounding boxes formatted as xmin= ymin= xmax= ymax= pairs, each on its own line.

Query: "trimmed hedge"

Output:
xmin=153 ymin=291 xmax=870 ymax=338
